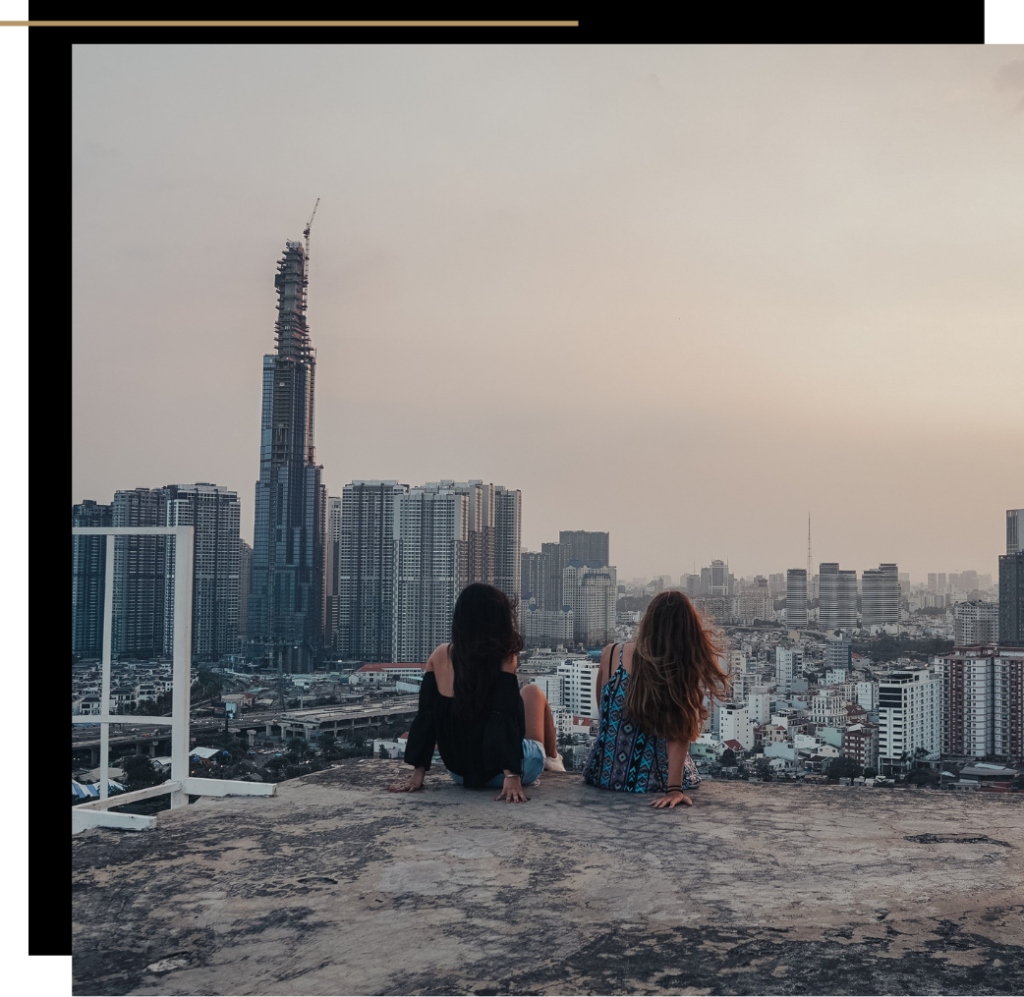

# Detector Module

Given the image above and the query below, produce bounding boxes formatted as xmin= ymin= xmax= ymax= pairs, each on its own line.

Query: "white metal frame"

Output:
xmin=72 ymin=527 xmax=274 ymax=832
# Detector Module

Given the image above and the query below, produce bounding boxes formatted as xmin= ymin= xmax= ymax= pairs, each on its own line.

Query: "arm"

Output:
xmin=485 ymin=676 xmax=529 ymax=803
xmin=387 ymin=654 xmax=437 ymax=793
xmin=650 ymin=739 xmax=694 ymax=809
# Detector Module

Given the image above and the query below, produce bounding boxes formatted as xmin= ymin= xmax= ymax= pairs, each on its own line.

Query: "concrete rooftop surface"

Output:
xmin=72 ymin=761 xmax=1024 ymax=996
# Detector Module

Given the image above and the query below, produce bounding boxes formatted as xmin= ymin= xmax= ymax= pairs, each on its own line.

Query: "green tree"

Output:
xmin=827 ymin=756 xmax=863 ymax=781
xmin=378 ymin=745 xmax=390 ymax=760
xmin=720 ymin=749 xmax=737 ymax=767
xmin=121 ymin=753 xmax=164 ymax=790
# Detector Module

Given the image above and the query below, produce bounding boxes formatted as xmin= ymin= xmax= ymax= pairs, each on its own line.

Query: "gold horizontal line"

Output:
xmin=1 ymin=20 xmax=579 ymax=27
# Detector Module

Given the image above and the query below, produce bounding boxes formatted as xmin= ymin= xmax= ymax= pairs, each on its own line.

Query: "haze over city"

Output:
xmin=72 ymin=44 xmax=1024 ymax=581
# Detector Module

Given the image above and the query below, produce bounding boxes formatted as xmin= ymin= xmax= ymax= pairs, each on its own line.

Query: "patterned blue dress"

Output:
xmin=583 ymin=643 xmax=701 ymax=793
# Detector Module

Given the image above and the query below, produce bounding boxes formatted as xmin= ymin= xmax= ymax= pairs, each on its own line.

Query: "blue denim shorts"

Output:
xmin=448 ymin=738 xmax=546 ymax=788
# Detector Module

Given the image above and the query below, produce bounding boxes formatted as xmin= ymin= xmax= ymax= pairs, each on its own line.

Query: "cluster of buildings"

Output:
xmin=519 ymin=531 xmax=616 ymax=649
xmin=71 ymin=658 xmax=175 ymax=716
xmin=74 ymin=233 xmax=606 ymax=674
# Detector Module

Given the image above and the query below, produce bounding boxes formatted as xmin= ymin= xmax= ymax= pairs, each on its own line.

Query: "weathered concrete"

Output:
xmin=72 ymin=760 xmax=1024 ymax=995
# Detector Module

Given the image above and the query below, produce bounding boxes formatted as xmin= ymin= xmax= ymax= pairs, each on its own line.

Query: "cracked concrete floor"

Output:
xmin=72 ymin=759 xmax=1024 ymax=995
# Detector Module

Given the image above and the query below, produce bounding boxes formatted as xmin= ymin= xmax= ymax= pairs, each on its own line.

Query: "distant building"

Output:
xmin=819 ymin=563 xmax=858 ymax=630
xmin=734 ymin=577 xmax=771 ymax=625
xmin=1008 ymin=508 xmax=1024 ymax=555
xmin=238 ymin=539 xmax=252 ymax=648
xmin=718 ymin=703 xmax=755 ymax=751
xmin=521 ymin=601 xmax=574 ymax=648
xmin=72 ymin=500 xmax=112 ymax=658
xmin=558 ymin=530 xmax=609 ymax=569
xmin=824 ymin=635 xmax=852 ymax=674
xmin=954 ymin=600 xmax=999 ymax=647
xmin=877 ymin=667 xmax=942 ymax=775
xmin=775 ymin=646 xmax=803 ymax=695
xmin=557 ymin=659 xmax=599 ymax=720
xmin=939 ymin=646 xmax=1024 ymax=762
xmin=247 ymin=239 xmax=326 ymax=675
xmin=843 ymin=722 xmax=879 ymax=771
xmin=785 ymin=568 xmax=808 ymax=628
xmin=861 ymin=563 xmax=899 ymax=630
xmin=999 ymin=552 xmax=1024 ymax=647
xmin=323 ymin=495 xmax=342 ymax=652
xmin=112 ymin=487 xmax=168 ymax=659
xmin=163 ymin=483 xmax=241 ymax=661
xmin=337 ymin=481 xmax=407 ymax=663
xmin=531 ymin=674 xmax=565 ymax=709
xmin=563 ymin=563 xmax=617 ymax=647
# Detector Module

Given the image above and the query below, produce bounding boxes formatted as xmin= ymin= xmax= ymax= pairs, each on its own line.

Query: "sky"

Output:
xmin=72 ymin=44 xmax=1024 ymax=584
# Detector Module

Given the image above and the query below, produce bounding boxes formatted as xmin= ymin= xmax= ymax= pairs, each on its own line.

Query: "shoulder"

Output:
xmin=426 ymin=644 xmax=452 ymax=672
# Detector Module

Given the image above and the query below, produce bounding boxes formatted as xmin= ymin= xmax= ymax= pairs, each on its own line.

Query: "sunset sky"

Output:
xmin=72 ymin=44 xmax=1024 ymax=582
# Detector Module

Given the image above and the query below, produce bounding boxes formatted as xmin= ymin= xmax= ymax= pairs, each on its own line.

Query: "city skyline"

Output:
xmin=72 ymin=46 xmax=1024 ymax=581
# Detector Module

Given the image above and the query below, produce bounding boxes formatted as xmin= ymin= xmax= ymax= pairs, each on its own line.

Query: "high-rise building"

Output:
xmin=953 ymin=600 xmax=999 ymax=647
xmin=248 ymin=239 xmax=326 ymax=674
xmin=521 ymin=551 xmax=547 ymax=608
xmin=824 ymin=635 xmax=852 ymax=674
xmin=775 ymin=646 xmax=803 ymax=694
xmin=557 ymin=659 xmax=600 ymax=719
xmin=1007 ymin=509 xmax=1023 ymax=555
xmin=392 ymin=482 xmax=468 ymax=663
xmin=336 ymin=481 xmax=407 ymax=662
xmin=940 ymin=647 xmax=1024 ymax=762
xmin=112 ymin=487 xmax=168 ymax=659
xmin=541 ymin=541 xmax=571 ymax=611
xmin=492 ymin=485 xmax=522 ymax=604
xmin=786 ymin=568 xmax=808 ymax=628
xmin=563 ymin=562 xmax=617 ymax=647
xmin=72 ymin=500 xmax=112 ymax=658
xmin=819 ymin=563 xmax=858 ymax=630
xmin=558 ymin=530 xmax=609 ymax=568
xmin=455 ymin=480 xmax=521 ymax=602
xmin=734 ymin=577 xmax=772 ymax=625
xmin=862 ymin=563 xmax=899 ymax=629
xmin=999 ymin=552 xmax=1024 ymax=647
xmin=163 ymin=483 xmax=241 ymax=661
xmin=323 ymin=496 xmax=342 ymax=652
xmin=238 ymin=539 xmax=252 ymax=648
xmin=877 ymin=667 xmax=942 ymax=775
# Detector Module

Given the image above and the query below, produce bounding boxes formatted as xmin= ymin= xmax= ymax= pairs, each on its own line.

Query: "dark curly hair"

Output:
xmin=451 ymin=583 xmax=523 ymax=721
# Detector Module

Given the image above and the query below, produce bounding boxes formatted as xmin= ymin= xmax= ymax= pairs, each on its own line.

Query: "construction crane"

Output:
xmin=302 ymin=197 xmax=319 ymax=293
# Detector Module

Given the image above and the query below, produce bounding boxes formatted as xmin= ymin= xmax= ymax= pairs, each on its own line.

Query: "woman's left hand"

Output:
xmin=650 ymin=790 xmax=693 ymax=809
xmin=494 ymin=775 xmax=529 ymax=803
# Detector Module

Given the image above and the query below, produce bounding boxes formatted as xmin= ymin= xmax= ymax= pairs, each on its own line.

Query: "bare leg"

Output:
xmin=521 ymin=684 xmax=558 ymax=758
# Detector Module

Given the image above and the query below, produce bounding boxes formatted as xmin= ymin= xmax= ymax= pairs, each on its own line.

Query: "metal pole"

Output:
xmin=99 ymin=535 xmax=115 ymax=802
xmin=170 ymin=526 xmax=194 ymax=809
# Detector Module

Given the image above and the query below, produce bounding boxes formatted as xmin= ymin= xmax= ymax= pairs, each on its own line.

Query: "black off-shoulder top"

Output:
xmin=403 ymin=670 xmax=526 ymax=788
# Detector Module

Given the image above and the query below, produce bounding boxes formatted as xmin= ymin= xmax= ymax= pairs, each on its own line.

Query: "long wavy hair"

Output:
xmin=624 ymin=590 xmax=731 ymax=742
xmin=451 ymin=583 xmax=524 ymax=721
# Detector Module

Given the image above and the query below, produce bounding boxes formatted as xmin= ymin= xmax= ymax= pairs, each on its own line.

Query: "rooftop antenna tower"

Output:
xmin=807 ymin=514 xmax=812 ymax=581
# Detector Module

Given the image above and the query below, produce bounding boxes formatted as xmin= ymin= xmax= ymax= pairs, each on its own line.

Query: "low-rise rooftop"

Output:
xmin=72 ymin=761 xmax=1024 ymax=995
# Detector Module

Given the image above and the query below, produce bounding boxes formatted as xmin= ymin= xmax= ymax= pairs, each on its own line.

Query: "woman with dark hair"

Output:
xmin=388 ymin=583 xmax=563 ymax=803
xmin=583 ymin=589 xmax=730 ymax=809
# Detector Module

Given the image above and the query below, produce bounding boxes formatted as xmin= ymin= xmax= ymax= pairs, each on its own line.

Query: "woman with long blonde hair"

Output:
xmin=583 ymin=589 xmax=730 ymax=808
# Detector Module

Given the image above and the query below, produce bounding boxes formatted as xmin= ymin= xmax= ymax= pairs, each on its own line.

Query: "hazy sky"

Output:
xmin=72 ymin=44 xmax=1024 ymax=583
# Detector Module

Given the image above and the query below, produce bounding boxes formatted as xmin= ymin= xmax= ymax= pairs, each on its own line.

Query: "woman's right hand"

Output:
xmin=650 ymin=789 xmax=693 ymax=809
xmin=387 ymin=768 xmax=426 ymax=793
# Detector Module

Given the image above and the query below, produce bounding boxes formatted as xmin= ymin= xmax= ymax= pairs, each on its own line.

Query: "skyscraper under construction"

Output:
xmin=247 ymin=235 xmax=326 ymax=673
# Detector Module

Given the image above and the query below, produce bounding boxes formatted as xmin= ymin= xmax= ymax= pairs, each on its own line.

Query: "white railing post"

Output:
xmin=72 ymin=525 xmax=274 ymax=833
xmin=170 ymin=525 xmax=193 ymax=808
xmin=99 ymin=534 xmax=115 ymax=802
